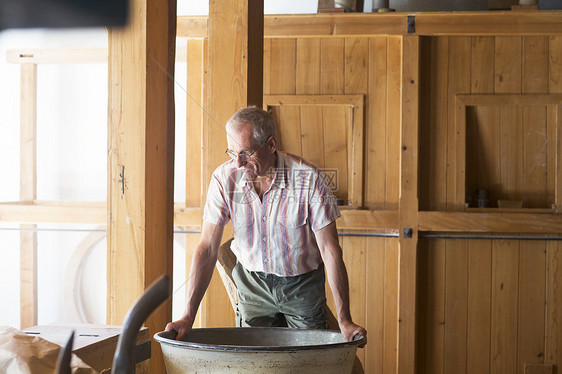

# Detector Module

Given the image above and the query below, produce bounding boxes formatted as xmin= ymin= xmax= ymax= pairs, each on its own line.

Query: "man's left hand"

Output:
xmin=339 ymin=320 xmax=367 ymax=348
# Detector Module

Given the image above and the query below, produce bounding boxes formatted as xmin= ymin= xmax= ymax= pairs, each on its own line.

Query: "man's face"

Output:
xmin=226 ymin=122 xmax=273 ymax=180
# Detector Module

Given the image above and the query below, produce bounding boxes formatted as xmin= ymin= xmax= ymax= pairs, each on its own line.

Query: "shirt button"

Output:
xmin=262 ymin=216 xmax=266 ymax=221
xmin=262 ymin=237 xmax=267 ymax=242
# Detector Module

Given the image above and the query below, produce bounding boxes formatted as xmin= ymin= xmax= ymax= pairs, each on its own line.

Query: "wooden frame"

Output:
xmin=263 ymin=94 xmax=364 ymax=208
xmin=176 ymin=12 xmax=562 ymax=39
xmin=454 ymin=94 xmax=562 ymax=212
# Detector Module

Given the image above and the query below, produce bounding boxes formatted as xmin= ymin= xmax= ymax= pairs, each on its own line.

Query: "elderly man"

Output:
xmin=166 ymin=106 xmax=367 ymax=344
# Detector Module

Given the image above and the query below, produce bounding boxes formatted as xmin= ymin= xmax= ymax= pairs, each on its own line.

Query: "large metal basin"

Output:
xmin=154 ymin=327 xmax=365 ymax=374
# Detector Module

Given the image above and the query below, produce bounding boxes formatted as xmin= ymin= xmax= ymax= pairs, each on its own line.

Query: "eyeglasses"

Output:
xmin=225 ymin=142 xmax=263 ymax=161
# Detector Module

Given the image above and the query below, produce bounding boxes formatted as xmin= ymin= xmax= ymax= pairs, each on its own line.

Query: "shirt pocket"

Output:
xmin=232 ymin=205 xmax=254 ymax=248
xmin=278 ymin=211 xmax=308 ymax=250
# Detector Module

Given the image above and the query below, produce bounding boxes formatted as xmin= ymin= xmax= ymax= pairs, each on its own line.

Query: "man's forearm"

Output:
xmin=182 ymin=243 xmax=218 ymax=323
xmin=324 ymin=251 xmax=353 ymax=324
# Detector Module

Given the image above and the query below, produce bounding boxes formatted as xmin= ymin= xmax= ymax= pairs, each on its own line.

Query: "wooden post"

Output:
xmin=398 ymin=35 xmax=419 ymax=374
xmin=19 ymin=63 xmax=37 ymax=329
xmin=106 ymin=0 xmax=176 ymax=371
xmin=199 ymin=0 xmax=263 ymax=328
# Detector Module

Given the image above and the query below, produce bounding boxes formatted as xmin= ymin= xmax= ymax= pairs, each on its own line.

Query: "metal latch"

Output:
xmin=407 ymin=15 xmax=415 ymax=33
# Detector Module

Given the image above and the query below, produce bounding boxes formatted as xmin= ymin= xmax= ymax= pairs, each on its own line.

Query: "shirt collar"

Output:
xmin=271 ymin=151 xmax=287 ymax=190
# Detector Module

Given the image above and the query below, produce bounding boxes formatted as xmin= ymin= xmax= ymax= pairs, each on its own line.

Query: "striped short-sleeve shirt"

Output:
xmin=203 ymin=151 xmax=341 ymax=277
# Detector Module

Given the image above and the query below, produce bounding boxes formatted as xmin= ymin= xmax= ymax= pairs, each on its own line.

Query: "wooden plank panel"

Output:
xmin=523 ymin=107 xmax=548 ymax=208
xmin=523 ymin=37 xmax=549 ymax=94
xmin=350 ymin=99 xmax=364 ymax=209
xmin=418 ymin=36 xmax=431 ymax=213
xmin=471 ymin=36 xmax=495 ymax=93
xmin=500 ymin=106 xmax=524 ymax=202
xmin=549 ymin=37 xmax=562 ymax=211
xmin=495 ymin=37 xmax=522 ymax=94
xmin=549 ymin=36 xmax=562 ymax=93
xmin=444 ymin=239 xmax=468 ymax=373
xmin=386 ymin=36 xmax=401 ymax=210
xmin=270 ymin=38 xmax=296 ymax=95
xmin=366 ymin=36 xmax=387 ymax=210
xmin=186 ymin=40 xmax=203 ymax=207
xmin=344 ymin=38 xmax=368 ymax=94
xmin=300 ymin=106 xmax=324 ymax=168
xmin=320 ymin=38 xmax=344 ymax=95
xmin=342 ymin=236 xmax=367 ymax=367
xmin=491 ymin=239 xmax=519 ymax=374
xmin=384 ymin=238 xmax=399 ymax=374
xmin=263 ymin=39 xmax=271 ymax=95
xmin=455 ymin=97 xmax=467 ymax=208
xmin=424 ymin=37 xmax=448 ymax=211
xmin=547 ymin=106 xmax=556 ymax=207
xmin=323 ymin=106 xmax=348 ymax=202
xmin=296 ymin=39 xmax=320 ymax=95
xmin=545 ymin=241 xmax=562 ymax=367
xmin=518 ymin=240 xmax=547 ymax=374
xmin=447 ymin=37 xmax=471 ymax=210
xmin=467 ymin=239 xmax=492 ymax=374
xmin=366 ymin=236 xmax=385 ymax=374
xmin=277 ymin=106 xmax=302 ymax=155
xmin=416 ymin=239 xmax=445 ymax=374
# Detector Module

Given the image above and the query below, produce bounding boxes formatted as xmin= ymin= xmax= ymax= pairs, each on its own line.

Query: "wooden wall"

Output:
xmin=417 ymin=36 xmax=562 ymax=374
xmin=184 ymin=28 xmax=562 ymax=374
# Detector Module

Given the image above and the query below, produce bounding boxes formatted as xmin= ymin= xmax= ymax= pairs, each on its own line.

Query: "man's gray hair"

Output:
xmin=226 ymin=106 xmax=276 ymax=146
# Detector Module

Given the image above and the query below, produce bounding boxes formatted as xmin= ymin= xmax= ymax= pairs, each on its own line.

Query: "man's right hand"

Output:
xmin=165 ymin=316 xmax=194 ymax=341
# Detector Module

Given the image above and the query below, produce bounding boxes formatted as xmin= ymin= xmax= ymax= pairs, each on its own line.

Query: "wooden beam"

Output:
xmin=177 ymin=12 xmax=562 ymax=39
xmin=106 ymin=0 xmax=176 ymax=371
xmin=6 ymin=48 xmax=108 ymax=64
xmin=6 ymin=47 xmax=188 ymax=65
xmin=418 ymin=212 xmax=562 ymax=233
xmin=19 ymin=63 xmax=37 ymax=329
xmin=201 ymin=0 xmax=263 ymax=328
xmin=264 ymin=94 xmax=363 ymax=107
xmin=398 ymin=35 xmax=419 ymax=374
xmin=5 ymin=203 xmax=562 ymax=235
xmin=0 ymin=201 xmax=106 ymax=225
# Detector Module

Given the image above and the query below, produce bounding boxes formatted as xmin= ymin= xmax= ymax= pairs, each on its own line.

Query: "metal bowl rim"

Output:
xmin=154 ymin=327 xmax=366 ymax=352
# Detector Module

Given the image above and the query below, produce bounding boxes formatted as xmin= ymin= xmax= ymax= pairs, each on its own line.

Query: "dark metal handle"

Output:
xmin=55 ymin=331 xmax=74 ymax=374
xmin=112 ymin=275 xmax=171 ymax=374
